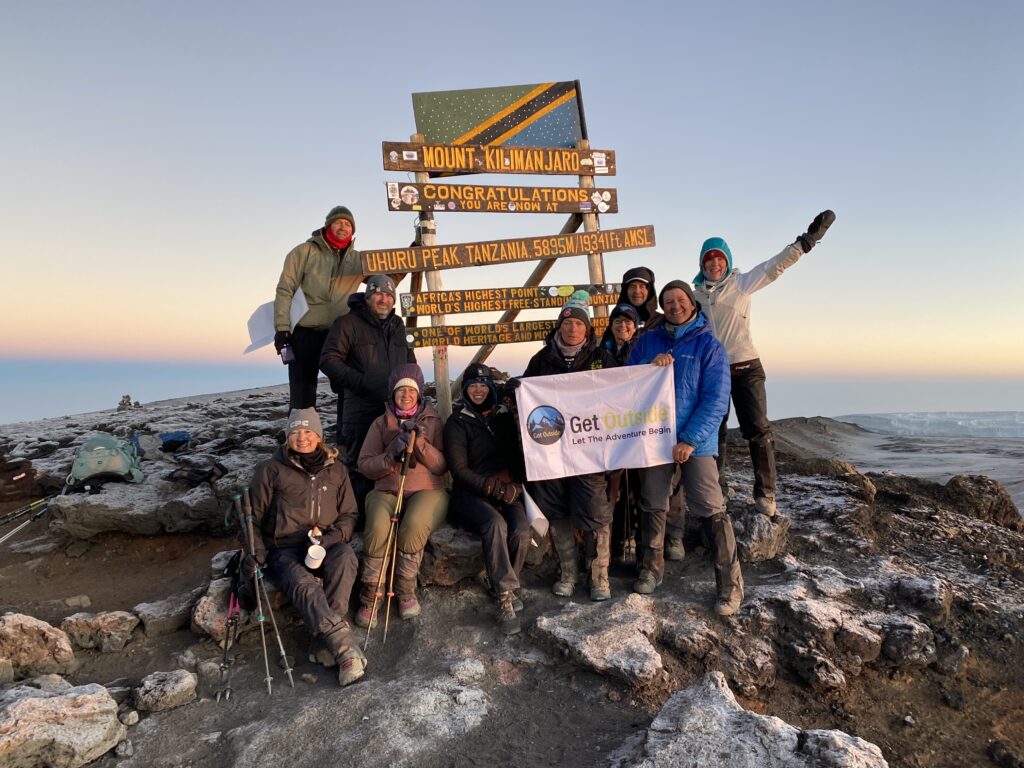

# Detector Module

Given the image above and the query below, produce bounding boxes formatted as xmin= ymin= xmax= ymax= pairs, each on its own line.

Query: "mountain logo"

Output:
xmin=526 ymin=406 xmax=565 ymax=445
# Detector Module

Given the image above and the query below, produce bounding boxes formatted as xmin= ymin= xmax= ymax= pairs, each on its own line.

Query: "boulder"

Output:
xmin=60 ymin=611 xmax=139 ymax=652
xmin=942 ymin=474 xmax=1021 ymax=531
xmin=881 ymin=617 xmax=937 ymax=667
xmin=134 ymin=670 xmax=197 ymax=713
xmin=733 ymin=508 xmax=790 ymax=562
xmin=615 ymin=671 xmax=887 ymax=767
xmin=892 ymin=576 xmax=952 ymax=626
xmin=134 ymin=585 xmax=206 ymax=637
xmin=0 ymin=613 xmax=76 ymax=679
xmin=0 ymin=681 xmax=125 ymax=767
xmin=421 ymin=524 xmax=486 ymax=587
xmin=534 ymin=594 xmax=661 ymax=685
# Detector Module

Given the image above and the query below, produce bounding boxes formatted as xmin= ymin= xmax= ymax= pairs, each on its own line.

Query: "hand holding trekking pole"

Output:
xmin=365 ymin=429 xmax=417 ymax=650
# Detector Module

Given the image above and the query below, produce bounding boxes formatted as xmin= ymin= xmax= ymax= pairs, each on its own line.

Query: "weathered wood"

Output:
xmin=400 ymin=284 xmax=621 ymax=317
xmin=361 ymin=225 xmax=655 ymax=275
xmin=383 ymin=141 xmax=615 ymax=176
xmin=386 ymin=182 xmax=617 ymax=214
xmin=579 ymin=138 xmax=608 ymax=319
xmin=407 ymin=317 xmax=610 ymax=348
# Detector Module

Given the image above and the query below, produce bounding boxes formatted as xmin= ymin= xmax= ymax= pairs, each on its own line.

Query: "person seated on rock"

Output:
xmin=691 ymin=211 xmax=836 ymax=516
xmin=444 ymin=363 xmax=531 ymax=635
xmin=355 ymin=364 xmax=448 ymax=627
xmin=627 ymin=281 xmax=743 ymax=616
xmin=246 ymin=408 xmax=365 ymax=686
xmin=522 ymin=293 xmax=617 ymax=602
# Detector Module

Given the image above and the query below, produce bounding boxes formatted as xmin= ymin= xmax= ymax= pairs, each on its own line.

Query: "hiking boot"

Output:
xmin=633 ymin=569 xmax=661 ymax=595
xmin=496 ymin=591 xmax=521 ymax=635
xmin=550 ymin=521 xmax=579 ymax=597
xmin=356 ymin=602 xmax=380 ymax=630
xmin=754 ymin=495 xmax=777 ymax=518
xmin=588 ymin=526 xmax=612 ymax=601
xmin=337 ymin=645 xmax=367 ymax=687
xmin=398 ymin=594 xmax=421 ymax=619
xmin=714 ymin=560 xmax=744 ymax=618
xmin=665 ymin=536 xmax=685 ymax=561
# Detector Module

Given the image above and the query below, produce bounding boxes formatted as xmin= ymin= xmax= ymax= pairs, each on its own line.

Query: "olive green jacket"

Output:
xmin=274 ymin=230 xmax=363 ymax=331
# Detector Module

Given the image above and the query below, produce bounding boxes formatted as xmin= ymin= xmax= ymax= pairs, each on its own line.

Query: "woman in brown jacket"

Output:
xmin=355 ymin=364 xmax=448 ymax=626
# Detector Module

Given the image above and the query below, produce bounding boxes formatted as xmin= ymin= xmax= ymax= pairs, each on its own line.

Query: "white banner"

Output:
xmin=243 ymin=289 xmax=309 ymax=354
xmin=516 ymin=365 xmax=676 ymax=481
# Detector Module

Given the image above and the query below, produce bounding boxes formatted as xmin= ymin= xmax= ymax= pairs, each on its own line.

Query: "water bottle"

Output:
xmin=280 ymin=344 xmax=296 ymax=365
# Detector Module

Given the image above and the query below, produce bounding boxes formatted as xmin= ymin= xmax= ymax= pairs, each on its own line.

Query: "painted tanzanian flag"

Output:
xmin=412 ymin=82 xmax=584 ymax=148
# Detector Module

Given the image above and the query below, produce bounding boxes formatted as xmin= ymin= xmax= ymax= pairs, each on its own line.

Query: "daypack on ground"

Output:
xmin=65 ymin=433 xmax=144 ymax=491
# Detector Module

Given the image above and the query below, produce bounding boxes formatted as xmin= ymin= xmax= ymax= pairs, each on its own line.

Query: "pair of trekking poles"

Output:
xmin=220 ymin=487 xmax=294 ymax=699
xmin=364 ymin=427 xmax=417 ymax=650
xmin=0 ymin=496 xmax=55 ymax=547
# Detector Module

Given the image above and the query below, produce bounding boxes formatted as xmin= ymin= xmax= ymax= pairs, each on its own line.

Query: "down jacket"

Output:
xmin=444 ymin=403 xmax=525 ymax=498
xmin=627 ymin=312 xmax=731 ymax=457
xmin=274 ymin=228 xmax=363 ymax=332
xmin=248 ymin=446 xmax=358 ymax=560
xmin=692 ymin=243 xmax=803 ymax=364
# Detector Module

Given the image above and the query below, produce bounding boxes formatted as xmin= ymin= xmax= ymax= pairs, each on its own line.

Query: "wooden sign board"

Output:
xmin=361 ymin=225 xmax=654 ymax=275
xmin=383 ymin=141 xmax=615 ymax=176
xmin=386 ymin=182 xmax=618 ymax=215
xmin=400 ymin=284 xmax=622 ymax=317
xmin=407 ymin=317 xmax=610 ymax=348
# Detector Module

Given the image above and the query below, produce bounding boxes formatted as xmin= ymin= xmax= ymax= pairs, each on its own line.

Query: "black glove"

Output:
xmin=797 ymin=210 xmax=836 ymax=253
xmin=483 ymin=475 xmax=501 ymax=497
xmin=400 ymin=419 xmax=418 ymax=433
xmin=392 ymin=431 xmax=412 ymax=459
xmin=273 ymin=330 xmax=291 ymax=353
xmin=505 ymin=377 xmax=522 ymax=391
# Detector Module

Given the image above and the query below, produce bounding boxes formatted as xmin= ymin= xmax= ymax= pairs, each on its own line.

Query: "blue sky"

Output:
xmin=1 ymin=1 xmax=1022 ymax=386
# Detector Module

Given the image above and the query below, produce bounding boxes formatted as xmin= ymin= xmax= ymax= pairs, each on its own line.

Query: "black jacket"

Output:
xmin=444 ymin=404 xmax=525 ymax=497
xmin=618 ymin=266 xmax=663 ymax=330
xmin=599 ymin=332 xmax=635 ymax=366
xmin=319 ymin=294 xmax=416 ymax=441
xmin=523 ymin=331 xmax=618 ymax=378
xmin=247 ymin=446 xmax=357 ymax=560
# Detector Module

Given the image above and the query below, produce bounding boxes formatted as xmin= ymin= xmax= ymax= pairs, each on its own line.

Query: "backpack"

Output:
xmin=65 ymin=433 xmax=145 ymax=491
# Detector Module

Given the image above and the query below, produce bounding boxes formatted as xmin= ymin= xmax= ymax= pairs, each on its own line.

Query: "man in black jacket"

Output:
xmin=320 ymin=275 xmax=416 ymax=511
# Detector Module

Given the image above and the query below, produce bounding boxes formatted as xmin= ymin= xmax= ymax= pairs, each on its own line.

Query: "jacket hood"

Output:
xmin=617 ymin=266 xmax=659 ymax=322
xmin=694 ymin=237 xmax=734 ymax=286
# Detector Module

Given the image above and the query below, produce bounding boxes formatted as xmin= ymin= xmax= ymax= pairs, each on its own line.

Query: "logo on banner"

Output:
xmin=526 ymin=406 xmax=565 ymax=445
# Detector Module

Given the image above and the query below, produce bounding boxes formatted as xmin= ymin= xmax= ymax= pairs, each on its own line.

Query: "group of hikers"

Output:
xmin=248 ymin=204 xmax=836 ymax=687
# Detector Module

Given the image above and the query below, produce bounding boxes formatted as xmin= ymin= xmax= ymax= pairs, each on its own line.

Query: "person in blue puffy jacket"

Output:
xmin=627 ymin=280 xmax=743 ymax=616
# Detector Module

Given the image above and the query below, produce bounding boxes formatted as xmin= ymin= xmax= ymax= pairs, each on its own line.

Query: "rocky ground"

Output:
xmin=1 ymin=385 xmax=1022 ymax=768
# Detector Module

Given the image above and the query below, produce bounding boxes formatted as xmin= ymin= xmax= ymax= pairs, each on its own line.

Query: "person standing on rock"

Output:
xmin=246 ymin=408 xmax=366 ymax=686
xmin=627 ymin=281 xmax=743 ymax=616
xmin=274 ymin=205 xmax=365 ymax=410
xmin=522 ymin=293 xmax=617 ymax=602
xmin=355 ymin=364 xmax=448 ymax=628
xmin=444 ymin=363 xmax=531 ymax=635
xmin=692 ymin=210 xmax=836 ymax=517
xmin=320 ymin=274 xmax=416 ymax=512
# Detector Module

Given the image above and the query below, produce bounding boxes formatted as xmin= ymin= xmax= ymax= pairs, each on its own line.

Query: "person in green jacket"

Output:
xmin=274 ymin=206 xmax=365 ymax=409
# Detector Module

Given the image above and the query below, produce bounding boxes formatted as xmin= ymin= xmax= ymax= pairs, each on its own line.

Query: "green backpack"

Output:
xmin=65 ymin=433 xmax=144 ymax=491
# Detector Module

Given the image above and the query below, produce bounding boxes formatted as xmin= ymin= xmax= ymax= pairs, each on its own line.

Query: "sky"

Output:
xmin=2 ymin=1 xmax=1022 ymax=393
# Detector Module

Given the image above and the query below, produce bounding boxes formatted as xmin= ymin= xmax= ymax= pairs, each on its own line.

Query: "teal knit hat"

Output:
xmin=557 ymin=289 xmax=592 ymax=329
xmin=694 ymin=236 xmax=733 ymax=286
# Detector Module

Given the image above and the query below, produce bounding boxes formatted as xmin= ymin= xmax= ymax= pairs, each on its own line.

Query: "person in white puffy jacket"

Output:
xmin=692 ymin=211 xmax=836 ymax=517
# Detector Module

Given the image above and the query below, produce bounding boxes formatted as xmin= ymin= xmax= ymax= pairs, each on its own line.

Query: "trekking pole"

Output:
xmin=0 ymin=500 xmax=52 ymax=547
xmin=239 ymin=487 xmax=273 ymax=696
xmin=217 ymin=497 xmax=243 ymax=703
xmin=0 ymin=497 xmax=49 ymax=527
xmin=382 ymin=430 xmax=417 ymax=645
xmin=242 ymin=489 xmax=296 ymax=696
xmin=364 ymin=430 xmax=416 ymax=650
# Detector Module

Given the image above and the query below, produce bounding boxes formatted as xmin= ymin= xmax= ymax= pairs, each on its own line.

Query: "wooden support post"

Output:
xmin=469 ymin=213 xmax=583 ymax=366
xmin=412 ymin=133 xmax=451 ymax=419
xmin=578 ymin=138 xmax=607 ymax=318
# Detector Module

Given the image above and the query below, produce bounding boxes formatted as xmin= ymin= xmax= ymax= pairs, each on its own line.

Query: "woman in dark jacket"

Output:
xmin=444 ymin=363 xmax=531 ymax=635
xmin=522 ymin=294 xmax=617 ymax=602
xmin=247 ymin=408 xmax=365 ymax=686
xmin=600 ymin=302 xmax=641 ymax=365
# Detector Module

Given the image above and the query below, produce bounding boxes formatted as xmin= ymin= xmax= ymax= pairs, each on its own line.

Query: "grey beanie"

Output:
xmin=325 ymin=205 xmax=355 ymax=228
xmin=658 ymin=279 xmax=696 ymax=309
xmin=365 ymin=274 xmax=396 ymax=299
xmin=287 ymin=408 xmax=323 ymax=440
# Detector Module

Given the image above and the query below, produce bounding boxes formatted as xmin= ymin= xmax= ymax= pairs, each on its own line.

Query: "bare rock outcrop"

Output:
xmin=60 ymin=611 xmax=139 ymax=652
xmin=0 ymin=613 xmax=76 ymax=679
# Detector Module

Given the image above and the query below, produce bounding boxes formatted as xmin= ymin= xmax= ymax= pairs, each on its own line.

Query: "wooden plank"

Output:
xmin=407 ymin=317 xmax=610 ymax=348
xmin=400 ymin=283 xmax=622 ymax=317
xmin=361 ymin=225 xmax=655 ymax=275
xmin=386 ymin=182 xmax=617 ymax=215
xmin=383 ymin=141 xmax=615 ymax=176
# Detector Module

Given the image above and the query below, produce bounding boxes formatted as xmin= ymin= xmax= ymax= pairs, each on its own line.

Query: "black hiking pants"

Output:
xmin=717 ymin=358 xmax=776 ymax=499
xmin=288 ymin=325 xmax=329 ymax=410
xmin=268 ymin=542 xmax=358 ymax=638
xmin=451 ymin=489 xmax=531 ymax=594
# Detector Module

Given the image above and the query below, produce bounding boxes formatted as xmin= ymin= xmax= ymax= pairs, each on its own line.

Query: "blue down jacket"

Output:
xmin=626 ymin=312 xmax=730 ymax=456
